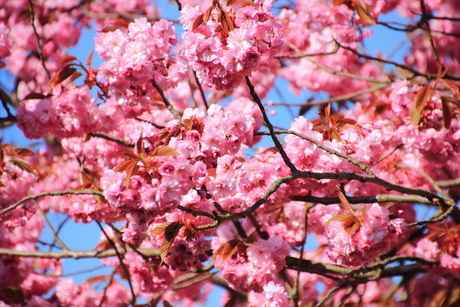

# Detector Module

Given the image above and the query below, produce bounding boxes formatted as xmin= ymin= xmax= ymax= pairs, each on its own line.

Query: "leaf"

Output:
xmin=9 ymin=159 xmax=35 ymax=173
xmin=164 ymin=222 xmax=184 ymax=242
xmin=124 ymin=151 xmax=140 ymax=160
xmin=192 ymin=14 xmax=204 ymax=31
xmin=183 ymin=118 xmax=193 ymax=129
xmin=354 ymin=0 xmax=376 ymax=25
xmin=68 ymin=70 xmax=83 ymax=83
xmin=338 ymin=189 xmax=356 ymax=217
xmin=221 ymin=11 xmax=235 ymax=34
xmin=151 ymin=222 xmax=173 ymax=237
xmin=113 ymin=159 xmax=134 ymax=172
xmin=258 ymin=147 xmax=280 ymax=156
xmin=203 ymin=6 xmax=213 ymax=24
xmin=153 ymin=146 xmax=180 ymax=156
xmin=136 ymin=133 xmax=145 ymax=160
xmin=58 ymin=55 xmax=77 ymax=66
xmin=49 ymin=65 xmax=77 ymax=88
xmin=83 ymin=275 xmax=107 ymax=286
xmin=111 ymin=19 xmax=130 ymax=28
xmin=442 ymin=79 xmax=459 ymax=93
xmin=163 ymin=301 xmax=174 ymax=307
xmin=410 ymin=85 xmax=432 ymax=125
xmin=100 ymin=26 xmax=118 ymax=33
xmin=86 ymin=49 xmax=94 ymax=66
xmin=336 ymin=118 xmax=357 ymax=126
xmin=124 ymin=159 xmax=140 ymax=188
xmin=14 ymin=147 xmax=35 ymax=158
xmin=23 ymin=92 xmax=52 ymax=100
xmin=0 ymin=287 xmax=24 ymax=304
xmin=441 ymin=96 xmax=453 ymax=129
xmin=157 ymin=222 xmax=183 ymax=264
xmin=207 ymin=167 xmax=217 ymax=177
xmin=325 ymin=214 xmax=354 ymax=225
xmin=214 ymin=239 xmax=239 ymax=263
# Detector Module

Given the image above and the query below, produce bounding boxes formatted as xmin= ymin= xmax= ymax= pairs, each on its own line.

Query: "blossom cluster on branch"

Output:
xmin=1 ymin=0 xmax=460 ymax=306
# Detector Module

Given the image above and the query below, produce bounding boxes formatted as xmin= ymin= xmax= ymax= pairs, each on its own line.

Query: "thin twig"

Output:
xmin=0 ymin=247 xmax=160 ymax=259
xmin=151 ymin=77 xmax=182 ymax=121
xmin=28 ymin=0 xmax=50 ymax=80
xmin=34 ymin=201 xmax=69 ymax=251
xmin=193 ymin=69 xmax=209 ymax=110
xmin=97 ymin=222 xmax=137 ymax=306
xmin=88 ymin=132 xmax=134 ymax=147
xmin=1 ymin=190 xmax=105 ymax=216
xmin=256 ymin=129 xmax=375 ymax=176
xmin=245 ymin=76 xmax=297 ymax=174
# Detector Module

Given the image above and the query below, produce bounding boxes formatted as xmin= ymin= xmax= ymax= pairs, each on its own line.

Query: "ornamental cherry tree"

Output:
xmin=1 ymin=0 xmax=460 ymax=306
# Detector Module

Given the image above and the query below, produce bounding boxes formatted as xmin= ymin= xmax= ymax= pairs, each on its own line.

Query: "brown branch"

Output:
xmin=292 ymin=194 xmax=436 ymax=206
xmin=97 ymin=222 xmax=136 ymax=306
xmin=87 ymin=132 xmax=134 ymax=148
xmin=420 ymin=0 xmax=440 ymax=66
xmin=151 ymin=77 xmax=182 ymax=121
xmin=245 ymin=76 xmax=297 ymax=174
xmin=276 ymin=83 xmax=390 ymax=109
xmin=284 ymin=42 xmax=390 ymax=84
xmin=285 ymin=256 xmax=438 ymax=281
xmin=193 ymin=70 xmax=208 ymax=111
xmin=256 ymin=129 xmax=375 ymax=176
xmin=335 ymin=40 xmax=460 ymax=81
xmin=0 ymin=247 xmax=160 ymax=259
xmin=436 ymin=178 xmax=460 ymax=188
xmin=276 ymin=43 xmax=340 ymax=59
xmin=1 ymin=190 xmax=105 ymax=216
xmin=28 ymin=0 xmax=50 ymax=80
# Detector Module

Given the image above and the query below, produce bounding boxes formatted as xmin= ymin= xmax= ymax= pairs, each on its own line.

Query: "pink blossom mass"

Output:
xmin=1 ymin=0 xmax=460 ymax=306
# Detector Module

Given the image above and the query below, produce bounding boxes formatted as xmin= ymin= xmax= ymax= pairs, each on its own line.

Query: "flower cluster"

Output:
xmin=95 ymin=17 xmax=187 ymax=117
xmin=177 ymin=0 xmax=283 ymax=90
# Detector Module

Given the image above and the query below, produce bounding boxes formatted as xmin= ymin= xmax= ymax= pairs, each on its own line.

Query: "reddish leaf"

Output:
xmin=258 ymin=147 xmax=280 ymax=156
xmin=163 ymin=301 xmax=174 ymax=307
xmin=158 ymin=222 xmax=183 ymax=263
xmin=100 ymin=26 xmax=118 ymax=33
xmin=124 ymin=159 xmax=140 ymax=188
xmin=49 ymin=65 xmax=77 ymax=88
xmin=9 ymin=159 xmax=35 ymax=173
xmin=221 ymin=11 xmax=235 ymax=34
xmin=83 ymin=275 xmax=106 ymax=286
xmin=111 ymin=19 xmax=130 ymax=28
xmin=122 ymin=151 xmax=139 ymax=160
xmin=336 ymin=118 xmax=357 ymax=126
xmin=136 ymin=133 xmax=145 ymax=159
xmin=442 ymin=79 xmax=459 ymax=93
xmin=68 ymin=70 xmax=82 ymax=83
xmin=410 ymin=85 xmax=432 ymax=125
xmin=441 ymin=96 xmax=453 ymax=129
xmin=153 ymin=146 xmax=180 ymax=156
xmin=113 ymin=159 xmax=134 ymax=172
xmin=0 ymin=287 xmax=24 ymax=304
xmin=164 ymin=222 xmax=183 ymax=242
xmin=192 ymin=14 xmax=204 ymax=31
xmin=203 ymin=6 xmax=213 ymax=24
xmin=353 ymin=0 xmax=376 ymax=25
xmin=23 ymin=92 xmax=52 ymax=100
xmin=14 ymin=147 xmax=35 ymax=158
xmin=151 ymin=222 xmax=174 ymax=237
xmin=338 ymin=189 xmax=355 ymax=217
xmin=214 ymin=239 xmax=239 ymax=263
xmin=207 ymin=167 xmax=217 ymax=177
xmin=58 ymin=55 xmax=77 ymax=66
xmin=310 ymin=118 xmax=323 ymax=126
xmin=183 ymin=118 xmax=193 ymax=129
xmin=86 ymin=49 xmax=94 ymax=66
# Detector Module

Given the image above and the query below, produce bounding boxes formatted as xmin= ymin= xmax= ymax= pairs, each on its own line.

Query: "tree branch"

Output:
xmin=1 ymin=190 xmax=105 ymax=216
